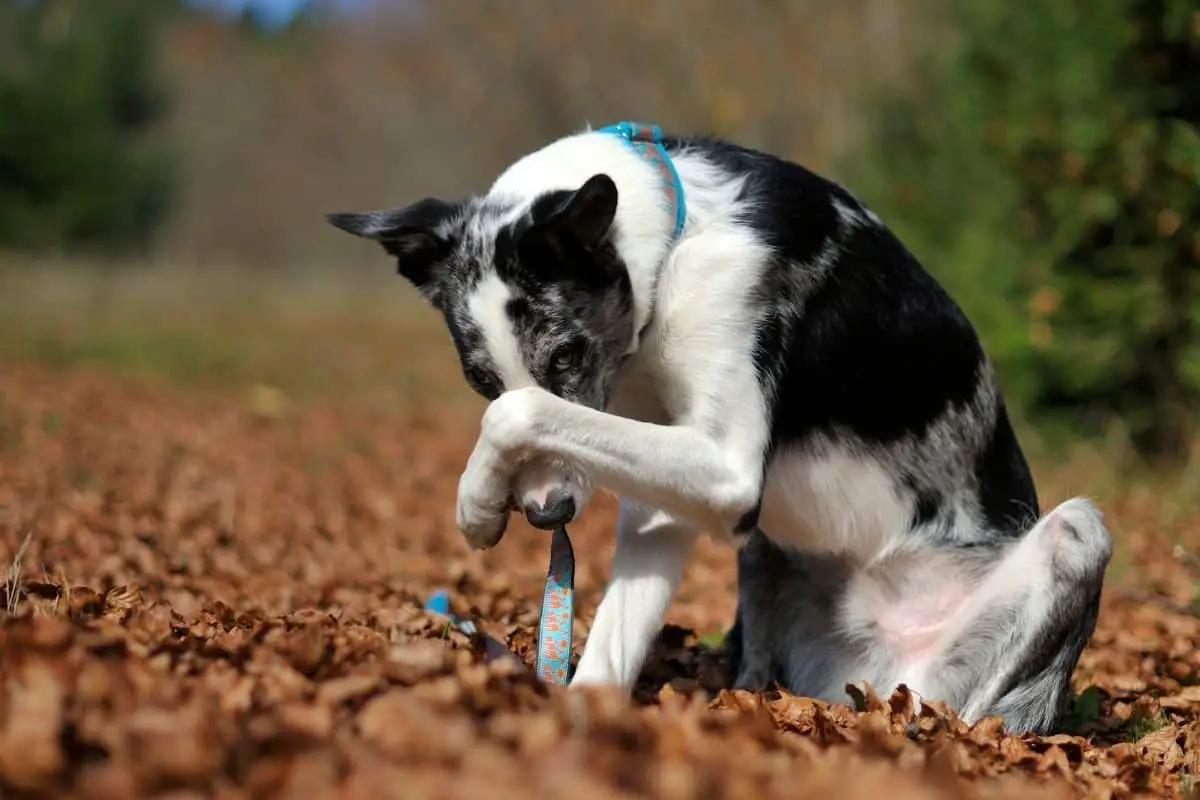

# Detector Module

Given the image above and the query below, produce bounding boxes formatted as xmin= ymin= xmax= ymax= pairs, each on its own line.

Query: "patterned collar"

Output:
xmin=597 ymin=121 xmax=688 ymax=240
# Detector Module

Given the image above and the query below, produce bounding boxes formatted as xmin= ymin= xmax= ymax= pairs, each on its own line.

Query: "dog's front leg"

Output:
xmin=571 ymin=502 xmax=698 ymax=690
xmin=455 ymin=420 xmax=519 ymax=550
xmin=455 ymin=386 xmax=762 ymax=546
xmin=455 ymin=385 xmax=762 ymax=692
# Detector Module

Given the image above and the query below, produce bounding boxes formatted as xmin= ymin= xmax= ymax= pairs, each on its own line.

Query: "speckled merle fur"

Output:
xmin=328 ymin=125 xmax=1112 ymax=735
xmin=334 ymin=186 xmax=636 ymax=412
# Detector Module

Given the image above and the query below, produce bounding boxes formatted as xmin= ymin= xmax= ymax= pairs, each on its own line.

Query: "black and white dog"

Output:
xmin=327 ymin=123 xmax=1112 ymax=734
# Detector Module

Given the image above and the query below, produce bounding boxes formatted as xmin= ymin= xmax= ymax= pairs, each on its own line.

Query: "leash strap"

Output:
xmin=424 ymin=590 xmax=527 ymax=666
xmin=534 ymin=523 xmax=575 ymax=684
xmin=425 ymin=524 xmax=575 ymax=685
xmin=596 ymin=121 xmax=688 ymax=240
xmin=527 ymin=122 xmax=680 ymax=685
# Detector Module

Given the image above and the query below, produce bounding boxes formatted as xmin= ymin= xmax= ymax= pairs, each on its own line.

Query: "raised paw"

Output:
xmin=454 ymin=389 xmax=550 ymax=549
xmin=456 ymin=441 xmax=515 ymax=550
xmin=455 ymin=487 xmax=511 ymax=550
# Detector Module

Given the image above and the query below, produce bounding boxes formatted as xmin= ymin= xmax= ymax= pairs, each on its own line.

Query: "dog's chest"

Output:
xmin=755 ymin=447 xmax=915 ymax=563
xmin=604 ymin=354 xmax=675 ymax=424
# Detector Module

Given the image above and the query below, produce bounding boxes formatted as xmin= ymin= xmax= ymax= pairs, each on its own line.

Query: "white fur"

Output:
xmin=757 ymin=447 xmax=912 ymax=563
xmin=467 ymin=274 xmax=535 ymax=390
xmin=571 ymin=503 xmax=698 ymax=688
xmin=452 ymin=132 xmax=777 ymax=685
xmin=489 ymin=130 xmax=680 ymax=352
xmin=450 ymin=128 xmax=1107 ymax=708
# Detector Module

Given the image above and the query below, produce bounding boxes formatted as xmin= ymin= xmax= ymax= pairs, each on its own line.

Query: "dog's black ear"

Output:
xmin=528 ymin=174 xmax=619 ymax=254
xmin=326 ymin=198 xmax=461 ymax=293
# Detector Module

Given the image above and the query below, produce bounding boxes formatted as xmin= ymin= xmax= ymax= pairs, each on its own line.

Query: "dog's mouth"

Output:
xmin=515 ymin=457 xmax=592 ymax=530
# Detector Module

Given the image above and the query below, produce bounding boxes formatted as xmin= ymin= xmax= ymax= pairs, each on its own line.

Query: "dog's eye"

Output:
xmin=550 ymin=341 xmax=586 ymax=374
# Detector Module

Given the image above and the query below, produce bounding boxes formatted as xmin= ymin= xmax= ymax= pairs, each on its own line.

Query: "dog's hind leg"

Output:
xmin=728 ymin=531 xmax=773 ymax=691
xmin=882 ymin=497 xmax=1112 ymax=734
xmin=731 ymin=530 xmax=868 ymax=696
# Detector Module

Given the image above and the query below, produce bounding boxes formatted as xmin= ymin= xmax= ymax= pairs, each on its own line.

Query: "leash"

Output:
xmin=421 ymin=524 xmax=576 ymax=685
xmin=426 ymin=122 xmax=685 ymax=687
xmin=423 ymin=588 xmax=524 ymax=666
xmin=533 ymin=523 xmax=575 ymax=683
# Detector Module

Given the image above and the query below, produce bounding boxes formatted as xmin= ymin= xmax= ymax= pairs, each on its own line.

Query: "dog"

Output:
xmin=327 ymin=122 xmax=1112 ymax=734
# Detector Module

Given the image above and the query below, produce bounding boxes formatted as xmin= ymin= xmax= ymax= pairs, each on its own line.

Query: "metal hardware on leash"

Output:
xmin=423 ymin=590 xmax=476 ymax=635
xmin=423 ymin=589 xmax=524 ymax=667
xmin=534 ymin=523 xmax=575 ymax=684
xmin=424 ymin=522 xmax=576 ymax=685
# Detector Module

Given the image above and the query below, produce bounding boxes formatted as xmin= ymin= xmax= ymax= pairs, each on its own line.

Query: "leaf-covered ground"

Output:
xmin=1 ymin=364 xmax=1199 ymax=799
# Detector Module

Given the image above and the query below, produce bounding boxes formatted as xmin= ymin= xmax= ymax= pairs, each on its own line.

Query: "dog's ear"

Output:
xmin=326 ymin=198 xmax=461 ymax=294
xmin=526 ymin=174 xmax=619 ymax=255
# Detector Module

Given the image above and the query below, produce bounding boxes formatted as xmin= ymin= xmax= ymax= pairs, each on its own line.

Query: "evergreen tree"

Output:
xmin=0 ymin=0 xmax=177 ymax=256
xmin=847 ymin=0 xmax=1200 ymax=460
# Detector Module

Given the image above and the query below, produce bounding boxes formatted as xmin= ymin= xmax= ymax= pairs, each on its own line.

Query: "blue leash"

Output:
xmin=422 ymin=524 xmax=576 ymax=685
xmin=533 ymin=524 xmax=575 ymax=683
xmin=423 ymin=589 xmax=476 ymax=635
xmin=426 ymin=121 xmax=686 ymax=687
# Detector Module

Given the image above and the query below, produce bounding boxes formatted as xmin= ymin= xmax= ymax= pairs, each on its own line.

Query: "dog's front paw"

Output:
xmin=456 ymin=460 xmax=513 ymax=550
xmin=456 ymin=495 xmax=509 ymax=550
xmin=455 ymin=387 xmax=548 ymax=549
xmin=480 ymin=386 xmax=543 ymax=456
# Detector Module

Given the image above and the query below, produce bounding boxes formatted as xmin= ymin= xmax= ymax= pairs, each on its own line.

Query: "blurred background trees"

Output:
xmin=0 ymin=0 xmax=176 ymax=256
xmin=850 ymin=0 xmax=1199 ymax=460
xmin=0 ymin=0 xmax=1197 ymax=461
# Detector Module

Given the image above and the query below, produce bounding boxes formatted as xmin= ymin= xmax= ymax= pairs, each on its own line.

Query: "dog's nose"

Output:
xmin=524 ymin=489 xmax=576 ymax=530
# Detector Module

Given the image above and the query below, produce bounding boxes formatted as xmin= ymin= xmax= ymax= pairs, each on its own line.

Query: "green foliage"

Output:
xmin=1064 ymin=685 xmax=1104 ymax=729
xmin=0 ymin=0 xmax=177 ymax=256
xmin=847 ymin=0 xmax=1200 ymax=460
xmin=1122 ymin=707 xmax=1171 ymax=742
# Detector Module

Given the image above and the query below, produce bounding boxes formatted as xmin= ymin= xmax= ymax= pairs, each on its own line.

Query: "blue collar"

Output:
xmin=596 ymin=122 xmax=687 ymax=240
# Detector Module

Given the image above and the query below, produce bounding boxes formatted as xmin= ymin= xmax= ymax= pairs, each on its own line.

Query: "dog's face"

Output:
xmin=328 ymin=173 xmax=635 ymax=527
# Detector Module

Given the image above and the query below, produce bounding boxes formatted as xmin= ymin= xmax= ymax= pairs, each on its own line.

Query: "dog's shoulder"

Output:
xmin=667 ymin=133 xmax=991 ymax=436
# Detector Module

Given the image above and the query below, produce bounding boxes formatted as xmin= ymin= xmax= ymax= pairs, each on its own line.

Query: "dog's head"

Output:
xmin=327 ymin=173 xmax=636 ymax=527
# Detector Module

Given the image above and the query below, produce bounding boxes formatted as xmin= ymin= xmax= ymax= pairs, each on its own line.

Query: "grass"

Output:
xmin=0 ymin=259 xmax=478 ymax=415
xmin=1123 ymin=708 xmax=1171 ymax=743
xmin=3 ymin=528 xmax=34 ymax=616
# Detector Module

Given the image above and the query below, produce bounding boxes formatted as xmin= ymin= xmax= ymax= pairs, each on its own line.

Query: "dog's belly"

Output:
xmin=736 ymin=535 xmax=988 ymax=702
xmin=841 ymin=551 xmax=981 ymax=660
xmin=754 ymin=446 xmax=913 ymax=564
